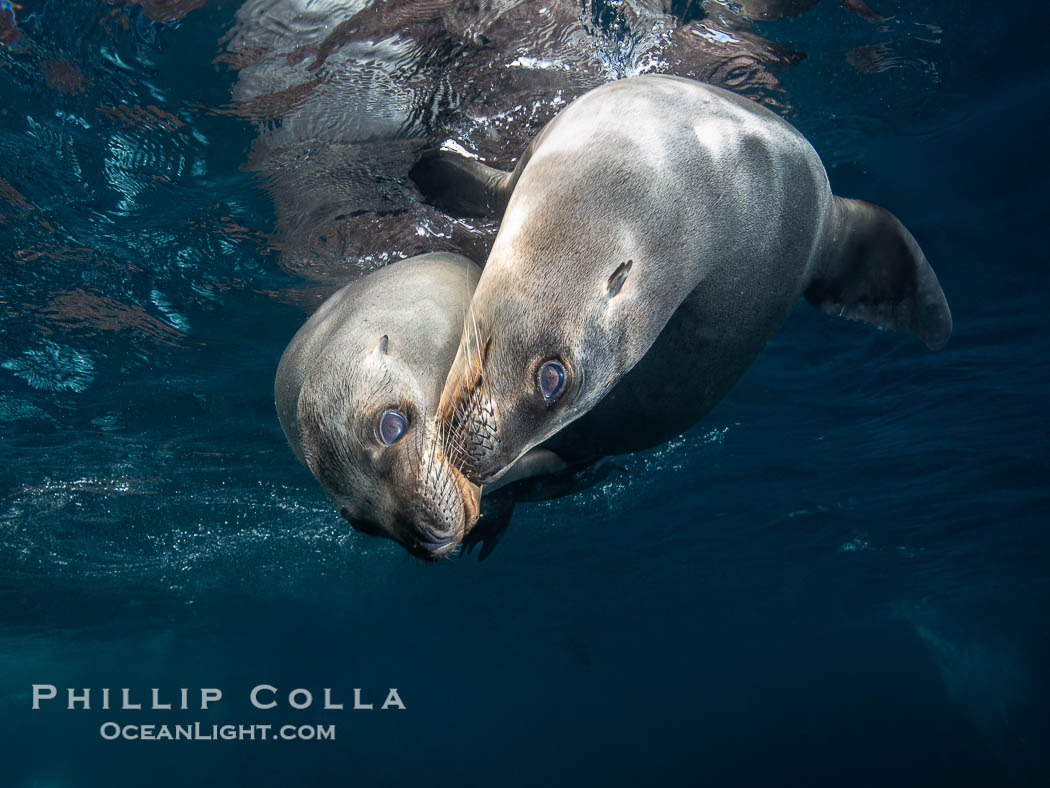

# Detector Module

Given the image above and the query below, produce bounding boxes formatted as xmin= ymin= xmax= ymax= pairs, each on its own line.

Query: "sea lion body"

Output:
xmin=422 ymin=75 xmax=951 ymax=482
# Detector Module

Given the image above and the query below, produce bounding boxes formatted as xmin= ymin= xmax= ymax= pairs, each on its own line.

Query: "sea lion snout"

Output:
xmin=438 ymin=336 xmax=579 ymax=486
xmin=392 ymin=437 xmax=482 ymax=561
xmin=399 ymin=509 xmax=462 ymax=560
xmin=437 ymin=323 xmax=509 ymax=484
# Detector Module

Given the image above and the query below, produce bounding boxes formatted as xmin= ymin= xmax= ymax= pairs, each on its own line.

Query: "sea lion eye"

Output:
xmin=378 ymin=409 xmax=408 ymax=446
xmin=537 ymin=360 xmax=567 ymax=403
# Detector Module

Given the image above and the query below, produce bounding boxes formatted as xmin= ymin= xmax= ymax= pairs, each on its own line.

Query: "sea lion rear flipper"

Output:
xmin=805 ymin=196 xmax=952 ymax=350
xmin=409 ymin=149 xmax=517 ymax=218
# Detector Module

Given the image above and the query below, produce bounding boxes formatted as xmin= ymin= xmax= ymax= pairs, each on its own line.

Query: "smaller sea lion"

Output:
xmin=274 ymin=253 xmax=484 ymax=560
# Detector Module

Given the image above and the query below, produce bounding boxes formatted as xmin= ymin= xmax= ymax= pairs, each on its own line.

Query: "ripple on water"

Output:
xmin=0 ymin=394 xmax=49 ymax=423
xmin=1 ymin=339 xmax=96 ymax=393
xmin=0 ymin=450 xmax=374 ymax=597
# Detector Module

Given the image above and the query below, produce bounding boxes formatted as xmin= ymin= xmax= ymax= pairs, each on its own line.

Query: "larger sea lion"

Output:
xmin=420 ymin=74 xmax=952 ymax=485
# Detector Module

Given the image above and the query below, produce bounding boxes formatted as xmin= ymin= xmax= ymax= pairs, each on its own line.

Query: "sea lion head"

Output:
xmin=277 ymin=254 xmax=482 ymax=560
xmin=437 ymin=207 xmax=644 ymax=485
xmin=435 ymin=77 xmax=723 ymax=485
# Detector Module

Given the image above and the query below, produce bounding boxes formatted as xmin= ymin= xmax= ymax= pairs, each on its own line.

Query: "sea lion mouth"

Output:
xmin=450 ymin=461 xmax=481 ymax=531
xmin=407 ymin=531 xmax=460 ymax=562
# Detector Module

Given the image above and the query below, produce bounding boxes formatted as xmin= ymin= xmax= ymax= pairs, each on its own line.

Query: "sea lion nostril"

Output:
xmin=415 ymin=514 xmax=455 ymax=541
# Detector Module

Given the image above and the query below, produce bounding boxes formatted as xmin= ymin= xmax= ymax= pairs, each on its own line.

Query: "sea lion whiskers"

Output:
xmin=424 ymin=416 xmax=443 ymax=496
xmin=418 ymin=404 xmax=435 ymax=494
xmin=445 ymin=316 xmax=481 ymax=447
xmin=419 ymin=413 xmax=468 ymax=535
xmin=442 ymin=421 xmax=468 ymax=459
xmin=435 ymin=390 xmax=470 ymax=500
xmin=442 ymin=301 xmax=497 ymax=478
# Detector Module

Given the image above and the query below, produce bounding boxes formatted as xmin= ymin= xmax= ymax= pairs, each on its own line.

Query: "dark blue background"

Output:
xmin=1 ymin=1 xmax=1047 ymax=785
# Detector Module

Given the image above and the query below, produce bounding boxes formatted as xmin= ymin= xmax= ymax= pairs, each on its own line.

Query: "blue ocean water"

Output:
xmin=1 ymin=1 xmax=1047 ymax=785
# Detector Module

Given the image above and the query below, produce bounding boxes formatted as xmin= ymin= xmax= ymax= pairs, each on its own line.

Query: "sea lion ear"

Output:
xmin=606 ymin=259 xmax=633 ymax=299
xmin=369 ymin=335 xmax=389 ymax=357
xmin=805 ymin=197 xmax=952 ymax=350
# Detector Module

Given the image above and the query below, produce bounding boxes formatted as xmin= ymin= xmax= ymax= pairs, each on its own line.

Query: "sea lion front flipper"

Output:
xmin=460 ymin=447 xmax=571 ymax=559
xmin=482 ymin=448 xmax=569 ymax=493
xmin=461 ymin=493 xmax=515 ymax=562
xmin=805 ymin=196 xmax=952 ymax=350
xmin=409 ymin=149 xmax=516 ymax=218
